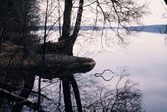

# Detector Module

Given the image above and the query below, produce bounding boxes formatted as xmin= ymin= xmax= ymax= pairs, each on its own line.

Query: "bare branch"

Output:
xmin=71 ymin=0 xmax=84 ymax=42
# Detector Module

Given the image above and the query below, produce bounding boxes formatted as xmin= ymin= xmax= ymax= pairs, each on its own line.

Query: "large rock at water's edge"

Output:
xmin=0 ymin=43 xmax=96 ymax=79
xmin=37 ymin=54 xmax=96 ymax=79
xmin=0 ymin=42 xmax=96 ymax=112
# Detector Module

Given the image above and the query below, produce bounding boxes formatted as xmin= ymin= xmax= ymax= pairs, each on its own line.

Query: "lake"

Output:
xmin=38 ymin=25 xmax=167 ymax=111
xmin=81 ymin=32 xmax=167 ymax=112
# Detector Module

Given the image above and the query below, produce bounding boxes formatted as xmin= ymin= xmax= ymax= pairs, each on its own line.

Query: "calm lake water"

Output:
xmin=84 ymin=32 xmax=167 ymax=112
xmin=40 ymin=27 xmax=167 ymax=111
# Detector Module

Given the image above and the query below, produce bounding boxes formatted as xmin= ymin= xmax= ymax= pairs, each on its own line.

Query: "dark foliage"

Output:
xmin=0 ymin=0 xmax=39 ymax=111
xmin=0 ymin=0 xmax=39 ymax=47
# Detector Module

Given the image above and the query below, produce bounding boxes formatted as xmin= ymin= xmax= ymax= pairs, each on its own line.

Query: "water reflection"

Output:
xmin=86 ymin=32 xmax=167 ymax=112
xmin=46 ymin=25 xmax=167 ymax=111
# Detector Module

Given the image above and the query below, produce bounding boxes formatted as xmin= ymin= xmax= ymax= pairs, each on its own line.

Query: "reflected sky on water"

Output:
xmin=86 ymin=32 xmax=167 ymax=112
xmin=45 ymin=25 xmax=167 ymax=111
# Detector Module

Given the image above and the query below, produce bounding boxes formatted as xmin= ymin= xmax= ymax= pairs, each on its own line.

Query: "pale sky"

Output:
xmin=141 ymin=0 xmax=167 ymax=25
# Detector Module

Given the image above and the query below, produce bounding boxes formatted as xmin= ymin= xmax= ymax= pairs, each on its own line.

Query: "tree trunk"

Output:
xmin=59 ymin=0 xmax=84 ymax=111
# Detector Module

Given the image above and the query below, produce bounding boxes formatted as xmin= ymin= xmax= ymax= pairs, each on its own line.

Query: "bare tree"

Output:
xmin=0 ymin=0 xmax=149 ymax=112
xmin=45 ymin=0 xmax=148 ymax=111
